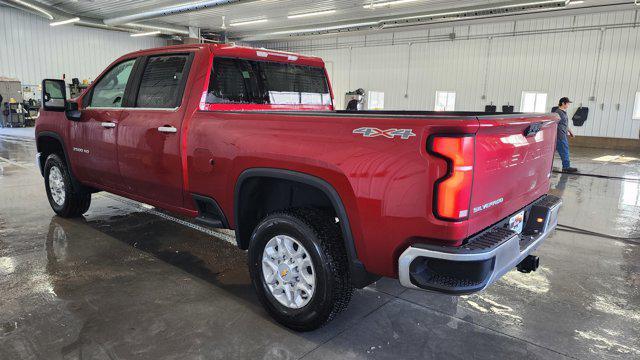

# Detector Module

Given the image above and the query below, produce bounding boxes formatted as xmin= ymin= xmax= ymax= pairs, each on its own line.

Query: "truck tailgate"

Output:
xmin=467 ymin=114 xmax=558 ymax=235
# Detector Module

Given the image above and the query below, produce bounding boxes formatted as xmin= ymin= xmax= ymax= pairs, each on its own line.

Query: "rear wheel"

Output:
xmin=44 ymin=153 xmax=91 ymax=218
xmin=248 ymin=208 xmax=353 ymax=331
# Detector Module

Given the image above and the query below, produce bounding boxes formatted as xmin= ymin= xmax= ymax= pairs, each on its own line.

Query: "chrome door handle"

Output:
xmin=101 ymin=122 xmax=116 ymax=128
xmin=157 ymin=126 xmax=177 ymax=133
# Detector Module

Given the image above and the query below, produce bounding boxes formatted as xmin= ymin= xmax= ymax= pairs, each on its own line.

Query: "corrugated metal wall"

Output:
xmin=259 ymin=10 xmax=640 ymax=139
xmin=0 ymin=6 xmax=165 ymax=88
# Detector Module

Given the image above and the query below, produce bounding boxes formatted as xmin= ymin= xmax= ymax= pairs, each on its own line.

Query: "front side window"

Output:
xmin=206 ymin=57 xmax=331 ymax=106
xmin=633 ymin=92 xmax=640 ymax=120
xmin=136 ymin=55 xmax=189 ymax=108
xmin=90 ymin=59 xmax=135 ymax=107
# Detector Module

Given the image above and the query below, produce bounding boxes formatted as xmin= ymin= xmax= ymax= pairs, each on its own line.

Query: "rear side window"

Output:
xmin=136 ymin=55 xmax=189 ymax=108
xmin=206 ymin=57 xmax=331 ymax=106
xmin=257 ymin=61 xmax=330 ymax=105
xmin=207 ymin=58 xmax=260 ymax=104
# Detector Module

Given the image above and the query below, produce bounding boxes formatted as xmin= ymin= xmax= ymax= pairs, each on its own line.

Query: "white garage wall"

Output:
xmin=0 ymin=5 xmax=165 ymax=88
xmin=258 ymin=10 xmax=640 ymax=140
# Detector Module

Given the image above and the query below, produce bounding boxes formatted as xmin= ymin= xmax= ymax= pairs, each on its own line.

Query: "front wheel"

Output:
xmin=248 ymin=208 xmax=353 ymax=331
xmin=44 ymin=153 xmax=91 ymax=218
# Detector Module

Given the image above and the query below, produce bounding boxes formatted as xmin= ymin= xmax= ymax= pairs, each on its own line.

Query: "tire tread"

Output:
xmin=44 ymin=153 xmax=91 ymax=218
xmin=249 ymin=207 xmax=353 ymax=331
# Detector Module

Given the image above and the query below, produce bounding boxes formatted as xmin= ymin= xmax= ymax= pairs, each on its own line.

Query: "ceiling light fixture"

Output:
xmin=229 ymin=18 xmax=268 ymax=26
xmin=287 ymin=10 xmax=337 ymax=19
xmin=568 ymin=0 xmax=584 ymax=4
xmin=50 ymin=17 xmax=81 ymax=26
xmin=363 ymin=0 xmax=420 ymax=9
xmin=131 ymin=30 xmax=161 ymax=37
xmin=124 ymin=23 xmax=189 ymax=35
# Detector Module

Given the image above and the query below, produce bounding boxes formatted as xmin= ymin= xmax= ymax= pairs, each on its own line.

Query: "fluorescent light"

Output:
xmin=363 ymin=0 xmax=419 ymax=9
xmin=126 ymin=23 xmax=189 ymax=35
xmin=229 ymin=18 xmax=268 ymax=27
xmin=287 ymin=10 xmax=336 ymax=19
xmin=50 ymin=17 xmax=80 ymax=27
xmin=568 ymin=0 xmax=584 ymax=4
xmin=131 ymin=30 xmax=161 ymax=37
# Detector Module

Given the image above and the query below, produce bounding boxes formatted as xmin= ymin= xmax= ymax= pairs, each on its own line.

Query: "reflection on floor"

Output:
xmin=1 ymin=136 xmax=638 ymax=359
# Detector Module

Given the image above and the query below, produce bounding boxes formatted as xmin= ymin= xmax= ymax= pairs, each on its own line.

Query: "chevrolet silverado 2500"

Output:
xmin=36 ymin=44 xmax=561 ymax=331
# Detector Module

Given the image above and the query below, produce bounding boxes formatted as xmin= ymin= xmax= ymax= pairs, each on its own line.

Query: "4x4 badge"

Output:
xmin=353 ymin=127 xmax=416 ymax=140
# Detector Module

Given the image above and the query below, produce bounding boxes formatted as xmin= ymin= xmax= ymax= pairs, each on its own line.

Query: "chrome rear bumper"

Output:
xmin=398 ymin=195 xmax=562 ymax=294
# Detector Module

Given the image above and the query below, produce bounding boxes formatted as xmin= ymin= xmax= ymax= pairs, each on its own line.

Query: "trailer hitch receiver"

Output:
xmin=516 ymin=255 xmax=539 ymax=273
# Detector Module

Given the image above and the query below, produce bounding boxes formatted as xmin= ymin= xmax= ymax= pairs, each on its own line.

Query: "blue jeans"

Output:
xmin=556 ymin=134 xmax=571 ymax=169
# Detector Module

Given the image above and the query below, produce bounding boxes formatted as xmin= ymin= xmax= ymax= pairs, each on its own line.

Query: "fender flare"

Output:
xmin=234 ymin=168 xmax=378 ymax=288
xmin=36 ymin=131 xmax=82 ymax=191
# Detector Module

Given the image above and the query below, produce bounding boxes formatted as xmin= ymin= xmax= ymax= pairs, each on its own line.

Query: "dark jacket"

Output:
xmin=555 ymin=108 xmax=569 ymax=139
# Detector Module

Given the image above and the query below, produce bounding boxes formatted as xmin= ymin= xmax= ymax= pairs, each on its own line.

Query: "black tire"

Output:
xmin=248 ymin=208 xmax=353 ymax=331
xmin=44 ymin=153 xmax=91 ymax=218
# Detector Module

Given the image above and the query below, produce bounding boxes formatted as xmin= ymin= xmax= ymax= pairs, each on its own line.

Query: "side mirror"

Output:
xmin=65 ymin=101 xmax=81 ymax=121
xmin=42 ymin=79 xmax=66 ymax=111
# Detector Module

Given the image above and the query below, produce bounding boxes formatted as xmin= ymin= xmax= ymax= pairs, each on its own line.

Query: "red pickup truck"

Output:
xmin=36 ymin=43 xmax=561 ymax=331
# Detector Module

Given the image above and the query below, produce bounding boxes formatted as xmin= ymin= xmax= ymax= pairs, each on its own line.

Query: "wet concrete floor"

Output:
xmin=0 ymin=133 xmax=639 ymax=359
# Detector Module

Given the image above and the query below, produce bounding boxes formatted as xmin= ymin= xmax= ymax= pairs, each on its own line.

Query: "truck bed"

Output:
xmin=188 ymin=108 xmax=558 ymax=277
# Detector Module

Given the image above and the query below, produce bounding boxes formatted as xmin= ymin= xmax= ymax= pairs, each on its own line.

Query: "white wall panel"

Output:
xmin=0 ymin=6 xmax=165 ymax=88
xmin=258 ymin=9 xmax=640 ymax=139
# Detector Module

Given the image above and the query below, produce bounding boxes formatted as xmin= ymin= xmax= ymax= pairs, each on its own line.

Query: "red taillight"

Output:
xmin=428 ymin=135 xmax=475 ymax=221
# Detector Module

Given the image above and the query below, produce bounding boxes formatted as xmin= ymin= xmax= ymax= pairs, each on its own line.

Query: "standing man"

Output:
xmin=0 ymin=93 xmax=4 ymax=127
xmin=555 ymin=97 xmax=578 ymax=173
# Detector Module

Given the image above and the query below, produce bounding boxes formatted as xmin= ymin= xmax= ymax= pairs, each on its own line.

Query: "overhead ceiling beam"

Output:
xmin=103 ymin=0 xmax=254 ymax=26
xmin=0 ymin=0 xmax=53 ymax=19
xmin=0 ymin=0 xmax=189 ymax=35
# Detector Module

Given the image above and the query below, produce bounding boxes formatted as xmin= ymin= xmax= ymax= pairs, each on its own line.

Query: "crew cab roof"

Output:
xmin=117 ymin=43 xmax=325 ymax=67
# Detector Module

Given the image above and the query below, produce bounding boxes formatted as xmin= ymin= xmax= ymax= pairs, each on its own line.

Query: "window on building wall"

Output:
xmin=367 ymin=91 xmax=384 ymax=110
xmin=435 ymin=91 xmax=456 ymax=111
xmin=633 ymin=92 xmax=640 ymax=120
xmin=521 ymin=91 xmax=548 ymax=113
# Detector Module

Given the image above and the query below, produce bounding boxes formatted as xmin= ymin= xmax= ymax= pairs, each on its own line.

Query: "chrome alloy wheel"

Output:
xmin=48 ymin=166 xmax=66 ymax=206
xmin=262 ymin=235 xmax=316 ymax=309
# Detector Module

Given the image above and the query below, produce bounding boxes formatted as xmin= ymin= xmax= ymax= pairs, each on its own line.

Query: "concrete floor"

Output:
xmin=0 ymin=127 xmax=35 ymax=139
xmin=0 ymin=132 xmax=639 ymax=360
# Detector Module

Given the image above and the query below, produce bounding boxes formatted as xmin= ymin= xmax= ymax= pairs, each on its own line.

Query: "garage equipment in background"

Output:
xmin=572 ymin=106 xmax=589 ymax=126
xmin=2 ymin=101 xmax=26 ymax=127
xmin=0 ymin=77 xmax=23 ymax=108
xmin=69 ymin=78 xmax=90 ymax=98
xmin=345 ymin=88 xmax=365 ymax=111
xmin=502 ymin=104 xmax=514 ymax=113
xmin=485 ymin=103 xmax=497 ymax=112
xmin=22 ymin=98 xmax=40 ymax=126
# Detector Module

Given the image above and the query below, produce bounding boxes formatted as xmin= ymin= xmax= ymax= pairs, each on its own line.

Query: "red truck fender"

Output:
xmin=233 ymin=168 xmax=379 ymax=288
xmin=36 ymin=131 xmax=85 ymax=192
